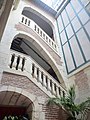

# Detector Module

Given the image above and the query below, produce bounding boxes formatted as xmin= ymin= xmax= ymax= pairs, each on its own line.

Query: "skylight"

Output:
xmin=40 ymin=0 xmax=64 ymax=11
xmin=40 ymin=0 xmax=53 ymax=7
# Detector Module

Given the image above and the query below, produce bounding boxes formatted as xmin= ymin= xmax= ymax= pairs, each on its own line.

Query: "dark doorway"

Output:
xmin=0 ymin=106 xmax=27 ymax=120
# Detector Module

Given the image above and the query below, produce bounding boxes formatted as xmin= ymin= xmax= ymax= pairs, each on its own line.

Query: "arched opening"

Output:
xmin=22 ymin=7 xmax=54 ymax=40
xmin=10 ymin=37 xmax=60 ymax=82
xmin=0 ymin=91 xmax=33 ymax=120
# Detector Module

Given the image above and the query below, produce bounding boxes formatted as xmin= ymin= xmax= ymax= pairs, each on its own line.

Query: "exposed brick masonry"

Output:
xmin=1 ymin=72 xmax=68 ymax=120
xmin=75 ymin=70 xmax=89 ymax=96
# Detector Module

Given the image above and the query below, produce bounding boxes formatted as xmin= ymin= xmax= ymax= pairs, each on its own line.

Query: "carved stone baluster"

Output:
xmin=21 ymin=16 xmax=24 ymax=23
xmin=47 ymin=78 xmax=51 ymax=91
xmin=21 ymin=57 xmax=25 ymax=71
xmin=16 ymin=55 xmax=20 ymax=70
xmin=58 ymin=87 xmax=61 ymax=97
xmin=43 ymin=33 xmax=45 ymax=40
xmin=56 ymin=86 xmax=60 ymax=97
xmin=34 ymin=25 xmax=36 ymax=31
xmin=43 ymin=74 xmax=46 ymax=87
xmin=28 ymin=20 xmax=30 ymax=26
xmin=46 ymin=36 xmax=48 ymax=42
xmin=49 ymin=39 xmax=51 ymax=46
xmin=25 ymin=18 xmax=27 ymax=25
xmin=10 ymin=54 xmax=15 ymax=68
xmin=32 ymin=63 xmax=35 ymax=76
xmin=34 ymin=65 xmax=38 ymax=78
xmin=38 ymin=70 xmax=42 ymax=84
xmin=18 ymin=56 xmax=22 ymax=71
xmin=52 ymin=82 xmax=56 ymax=95
xmin=13 ymin=55 xmax=17 ymax=69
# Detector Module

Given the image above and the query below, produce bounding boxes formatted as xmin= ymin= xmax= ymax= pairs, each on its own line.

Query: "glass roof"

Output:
xmin=41 ymin=0 xmax=52 ymax=7
xmin=40 ymin=0 xmax=60 ymax=10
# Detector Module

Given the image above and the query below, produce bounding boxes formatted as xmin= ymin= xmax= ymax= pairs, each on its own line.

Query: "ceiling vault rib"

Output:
xmin=0 ymin=91 xmax=7 ymax=105
xmin=14 ymin=93 xmax=21 ymax=106
xmin=8 ymin=92 xmax=15 ymax=105
xmin=21 ymin=97 xmax=27 ymax=106
xmin=26 ymin=102 xmax=33 ymax=111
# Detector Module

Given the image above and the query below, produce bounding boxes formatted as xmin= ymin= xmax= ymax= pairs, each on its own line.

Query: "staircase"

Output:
xmin=6 ymin=50 xmax=66 ymax=98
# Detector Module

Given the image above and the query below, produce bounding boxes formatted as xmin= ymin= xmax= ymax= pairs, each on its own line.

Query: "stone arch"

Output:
xmin=0 ymin=85 xmax=39 ymax=120
xmin=11 ymin=31 xmax=65 ymax=87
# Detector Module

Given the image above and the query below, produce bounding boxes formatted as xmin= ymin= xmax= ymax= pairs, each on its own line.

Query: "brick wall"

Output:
xmin=75 ymin=68 xmax=90 ymax=120
xmin=43 ymin=104 xmax=69 ymax=120
xmin=1 ymin=72 xmax=68 ymax=120
xmin=74 ymin=66 xmax=90 ymax=102
xmin=75 ymin=70 xmax=89 ymax=97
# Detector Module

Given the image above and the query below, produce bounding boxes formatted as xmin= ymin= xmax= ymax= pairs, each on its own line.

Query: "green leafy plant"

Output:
xmin=3 ymin=115 xmax=29 ymax=120
xmin=48 ymin=86 xmax=90 ymax=120
xmin=3 ymin=116 xmax=18 ymax=120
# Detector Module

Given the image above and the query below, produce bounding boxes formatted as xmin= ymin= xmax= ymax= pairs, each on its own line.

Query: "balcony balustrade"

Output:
xmin=8 ymin=50 xmax=66 ymax=97
xmin=20 ymin=15 xmax=58 ymax=52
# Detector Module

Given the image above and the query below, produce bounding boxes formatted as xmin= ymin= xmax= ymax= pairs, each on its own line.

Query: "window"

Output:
xmin=66 ymin=4 xmax=75 ymax=21
xmin=63 ymin=43 xmax=75 ymax=72
xmin=72 ymin=17 xmax=81 ymax=32
xmin=80 ymin=0 xmax=89 ymax=6
xmin=66 ymin=24 xmax=74 ymax=39
xmin=84 ymin=21 xmax=90 ymax=37
xmin=60 ymin=31 xmax=67 ymax=44
xmin=70 ymin=36 xmax=84 ymax=66
xmin=78 ymin=9 xmax=89 ymax=25
xmin=77 ymin=28 xmax=90 ymax=61
xmin=61 ymin=10 xmax=69 ymax=27
xmin=57 ymin=16 xmax=64 ymax=33
xmin=71 ymin=0 xmax=82 ymax=13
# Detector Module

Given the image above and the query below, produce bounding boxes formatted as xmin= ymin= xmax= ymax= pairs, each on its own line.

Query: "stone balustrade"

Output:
xmin=20 ymin=15 xmax=58 ymax=52
xmin=8 ymin=50 xmax=66 ymax=97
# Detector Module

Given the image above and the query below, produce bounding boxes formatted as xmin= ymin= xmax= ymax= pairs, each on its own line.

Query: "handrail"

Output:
xmin=19 ymin=14 xmax=58 ymax=53
xmin=8 ymin=50 xmax=66 ymax=97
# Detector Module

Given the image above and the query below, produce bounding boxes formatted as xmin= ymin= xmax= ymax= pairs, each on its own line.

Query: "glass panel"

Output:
xmin=63 ymin=43 xmax=75 ymax=72
xmin=84 ymin=21 xmax=90 ymax=37
xmin=61 ymin=10 xmax=69 ymax=27
xmin=57 ymin=16 xmax=64 ymax=33
xmin=60 ymin=31 xmax=67 ymax=44
xmin=66 ymin=24 xmax=74 ymax=39
xmin=52 ymin=0 xmax=59 ymax=5
xmin=80 ymin=0 xmax=89 ymax=6
xmin=41 ymin=0 xmax=53 ymax=7
xmin=78 ymin=9 xmax=89 ymax=25
xmin=71 ymin=0 xmax=82 ymax=13
xmin=66 ymin=3 xmax=75 ymax=21
xmin=72 ymin=17 xmax=81 ymax=32
xmin=85 ymin=2 xmax=90 ymax=14
xmin=70 ymin=36 xmax=84 ymax=66
xmin=77 ymin=28 xmax=90 ymax=61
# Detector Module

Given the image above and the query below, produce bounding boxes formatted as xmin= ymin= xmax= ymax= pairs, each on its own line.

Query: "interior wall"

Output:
xmin=0 ymin=0 xmax=14 ymax=41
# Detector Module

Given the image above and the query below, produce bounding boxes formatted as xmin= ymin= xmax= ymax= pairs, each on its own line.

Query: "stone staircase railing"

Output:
xmin=8 ymin=50 xmax=66 ymax=97
xmin=20 ymin=15 xmax=58 ymax=52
